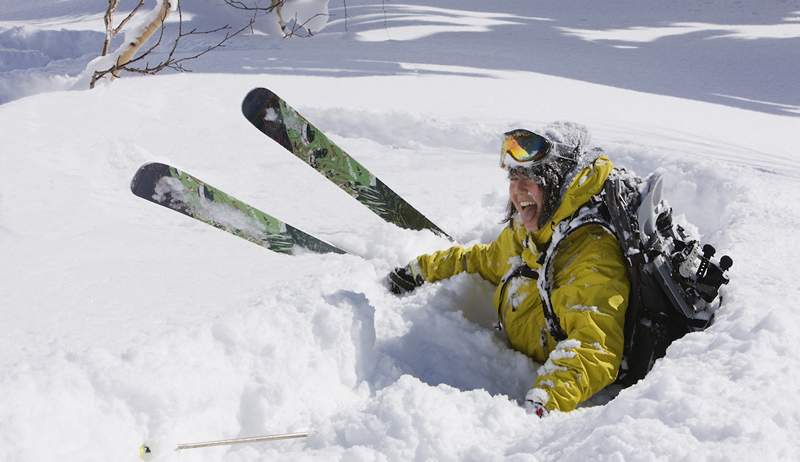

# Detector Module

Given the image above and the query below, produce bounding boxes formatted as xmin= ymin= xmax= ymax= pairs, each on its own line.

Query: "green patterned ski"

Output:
xmin=131 ymin=162 xmax=346 ymax=255
xmin=241 ymin=87 xmax=451 ymax=240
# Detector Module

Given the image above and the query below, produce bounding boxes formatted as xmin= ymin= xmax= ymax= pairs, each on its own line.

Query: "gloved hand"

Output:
xmin=523 ymin=399 xmax=548 ymax=418
xmin=386 ymin=263 xmax=425 ymax=295
xmin=523 ymin=388 xmax=549 ymax=418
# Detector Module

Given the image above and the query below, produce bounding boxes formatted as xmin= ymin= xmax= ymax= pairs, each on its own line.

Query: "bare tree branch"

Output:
xmin=343 ymin=0 xmax=349 ymax=32
xmin=222 ymin=0 xmax=284 ymax=13
xmin=282 ymin=12 xmax=329 ymax=38
xmin=129 ymin=7 xmax=256 ymax=74
xmin=89 ymin=0 xmax=325 ymax=89
xmin=101 ymin=0 xmax=118 ymax=56
xmin=90 ymin=2 xmax=256 ymax=87
xmin=112 ymin=0 xmax=146 ymax=36
xmin=221 ymin=0 xmax=330 ymax=38
xmin=114 ymin=0 xmax=172 ymax=75
xmin=382 ymin=0 xmax=388 ymax=31
xmin=222 ymin=0 xmax=292 ymax=35
xmin=101 ymin=0 xmax=148 ymax=56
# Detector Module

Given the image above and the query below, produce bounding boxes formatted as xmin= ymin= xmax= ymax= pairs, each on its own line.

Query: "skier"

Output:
xmin=387 ymin=123 xmax=630 ymax=417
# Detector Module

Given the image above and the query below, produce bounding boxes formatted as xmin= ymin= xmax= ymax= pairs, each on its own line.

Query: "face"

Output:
xmin=509 ymin=173 xmax=546 ymax=232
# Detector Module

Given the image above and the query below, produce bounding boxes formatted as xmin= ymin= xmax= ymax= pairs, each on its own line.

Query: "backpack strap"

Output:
xmin=536 ymin=196 xmax=616 ymax=343
xmin=601 ymin=174 xmax=646 ymax=362
xmin=495 ymin=261 xmax=539 ymax=332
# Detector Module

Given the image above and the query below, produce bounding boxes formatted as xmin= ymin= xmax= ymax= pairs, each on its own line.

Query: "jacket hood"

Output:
xmin=526 ymin=154 xmax=613 ymax=247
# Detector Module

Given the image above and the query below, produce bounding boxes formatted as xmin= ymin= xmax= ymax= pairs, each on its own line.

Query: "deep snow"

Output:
xmin=2 ymin=1 xmax=800 ymax=461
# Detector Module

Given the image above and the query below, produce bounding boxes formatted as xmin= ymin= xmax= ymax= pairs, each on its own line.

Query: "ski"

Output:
xmin=131 ymin=162 xmax=346 ymax=255
xmin=241 ymin=87 xmax=451 ymax=240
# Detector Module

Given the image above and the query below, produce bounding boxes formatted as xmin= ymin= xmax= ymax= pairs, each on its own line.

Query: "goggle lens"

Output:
xmin=501 ymin=129 xmax=552 ymax=165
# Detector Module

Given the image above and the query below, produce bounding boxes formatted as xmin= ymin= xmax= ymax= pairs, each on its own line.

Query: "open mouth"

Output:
xmin=518 ymin=201 xmax=538 ymax=221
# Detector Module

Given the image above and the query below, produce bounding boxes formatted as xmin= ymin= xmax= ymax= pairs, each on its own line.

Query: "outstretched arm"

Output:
xmin=528 ymin=225 xmax=629 ymax=413
xmin=388 ymin=225 xmax=523 ymax=294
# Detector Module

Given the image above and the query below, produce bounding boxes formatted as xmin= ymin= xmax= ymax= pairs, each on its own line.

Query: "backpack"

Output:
xmin=536 ymin=167 xmax=733 ymax=386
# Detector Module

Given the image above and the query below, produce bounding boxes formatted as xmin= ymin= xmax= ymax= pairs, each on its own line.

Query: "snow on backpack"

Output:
xmin=536 ymin=167 xmax=733 ymax=386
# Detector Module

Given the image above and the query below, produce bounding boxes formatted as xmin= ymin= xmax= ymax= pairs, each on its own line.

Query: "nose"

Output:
xmin=509 ymin=179 xmax=518 ymax=195
xmin=509 ymin=178 xmax=524 ymax=196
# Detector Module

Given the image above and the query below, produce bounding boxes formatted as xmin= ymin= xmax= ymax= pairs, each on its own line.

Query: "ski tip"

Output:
xmin=131 ymin=162 xmax=171 ymax=199
xmin=243 ymin=87 xmax=272 ymax=99
xmin=241 ymin=87 xmax=280 ymax=126
xmin=438 ymin=230 xmax=455 ymax=242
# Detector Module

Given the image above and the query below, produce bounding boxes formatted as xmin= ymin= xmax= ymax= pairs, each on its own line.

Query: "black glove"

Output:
xmin=386 ymin=265 xmax=425 ymax=295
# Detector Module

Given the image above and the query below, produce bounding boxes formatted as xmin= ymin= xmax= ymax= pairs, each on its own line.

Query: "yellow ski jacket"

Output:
xmin=415 ymin=156 xmax=629 ymax=412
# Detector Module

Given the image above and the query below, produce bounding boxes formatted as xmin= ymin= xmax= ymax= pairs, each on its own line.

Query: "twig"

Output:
xmin=343 ymin=0 xmax=349 ymax=32
xmin=125 ymin=5 xmax=254 ymax=73
xmin=222 ymin=0 xmax=284 ymax=13
xmin=91 ymin=3 xmax=255 ymax=86
xmin=101 ymin=0 xmax=146 ymax=56
xmin=113 ymin=0 xmax=145 ymax=36
xmin=283 ymin=12 xmax=329 ymax=38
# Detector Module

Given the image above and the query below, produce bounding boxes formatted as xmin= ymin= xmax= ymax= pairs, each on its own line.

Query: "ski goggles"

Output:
xmin=500 ymin=129 xmax=577 ymax=169
xmin=500 ymin=129 xmax=553 ymax=169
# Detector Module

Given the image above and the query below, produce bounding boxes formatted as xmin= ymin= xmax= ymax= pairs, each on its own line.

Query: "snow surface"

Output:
xmin=2 ymin=1 xmax=800 ymax=460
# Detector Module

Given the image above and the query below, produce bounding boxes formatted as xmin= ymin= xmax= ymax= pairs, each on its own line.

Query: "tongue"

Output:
xmin=520 ymin=204 xmax=538 ymax=225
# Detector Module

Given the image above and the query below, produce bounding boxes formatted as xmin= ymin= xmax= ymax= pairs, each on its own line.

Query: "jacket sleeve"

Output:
xmin=415 ymin=225 xmax=521 ymax=286
xmin=531 ymin=225 xmax=630 ymax=413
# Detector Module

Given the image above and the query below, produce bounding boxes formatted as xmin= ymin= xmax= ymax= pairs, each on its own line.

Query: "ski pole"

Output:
xmin=175 ymin=431 xmax=311 ymax=451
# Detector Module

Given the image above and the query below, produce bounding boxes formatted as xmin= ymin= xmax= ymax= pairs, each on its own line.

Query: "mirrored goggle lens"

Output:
xmin=501 ymin=129 xmax=551 ymax=163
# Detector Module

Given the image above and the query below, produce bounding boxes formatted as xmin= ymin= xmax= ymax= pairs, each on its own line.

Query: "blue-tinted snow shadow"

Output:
xmin=375 ymin=275 xmax=536 ymax=399
xmin=0 ymin=27 xmax=104 ymax=104
xmin=181 ymin=0 xmax=800 ymax=117
xmin=316 ymin=283 xmax=534 ymax=398
xmin=2 ymin=0 xmax=798 ymax=116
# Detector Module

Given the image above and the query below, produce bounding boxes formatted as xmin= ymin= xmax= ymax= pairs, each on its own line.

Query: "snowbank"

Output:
xmin=2 ymin=1 xmax=800 ymax=460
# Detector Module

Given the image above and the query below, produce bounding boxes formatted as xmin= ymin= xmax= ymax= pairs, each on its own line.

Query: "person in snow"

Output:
xmin=386 ymin=122 xmax=629 ymax=417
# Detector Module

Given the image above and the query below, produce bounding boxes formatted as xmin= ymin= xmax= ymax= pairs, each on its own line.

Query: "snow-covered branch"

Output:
xmin=87 ymin=0 xmax=253 ymax=88
xmin=223 ymin=0 xmax=329 ymax=38
xmin=84 ymin=0 xmax=330 ymax=89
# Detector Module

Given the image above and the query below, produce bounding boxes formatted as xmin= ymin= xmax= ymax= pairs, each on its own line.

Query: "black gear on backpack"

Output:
xmin=536 ymin=168 xmax=733 ymax=386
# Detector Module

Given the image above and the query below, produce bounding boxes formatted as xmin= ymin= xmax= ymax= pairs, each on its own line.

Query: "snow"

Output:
xmin=568 ymin=304 xmax=600 ymax=313
xmin=2 ymin=0 xmax=800 ymax=460
xmin=151 ymin=175 xmax=277 ymax=239
xmin=560 ymin=20 xmax=800 ymax=42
